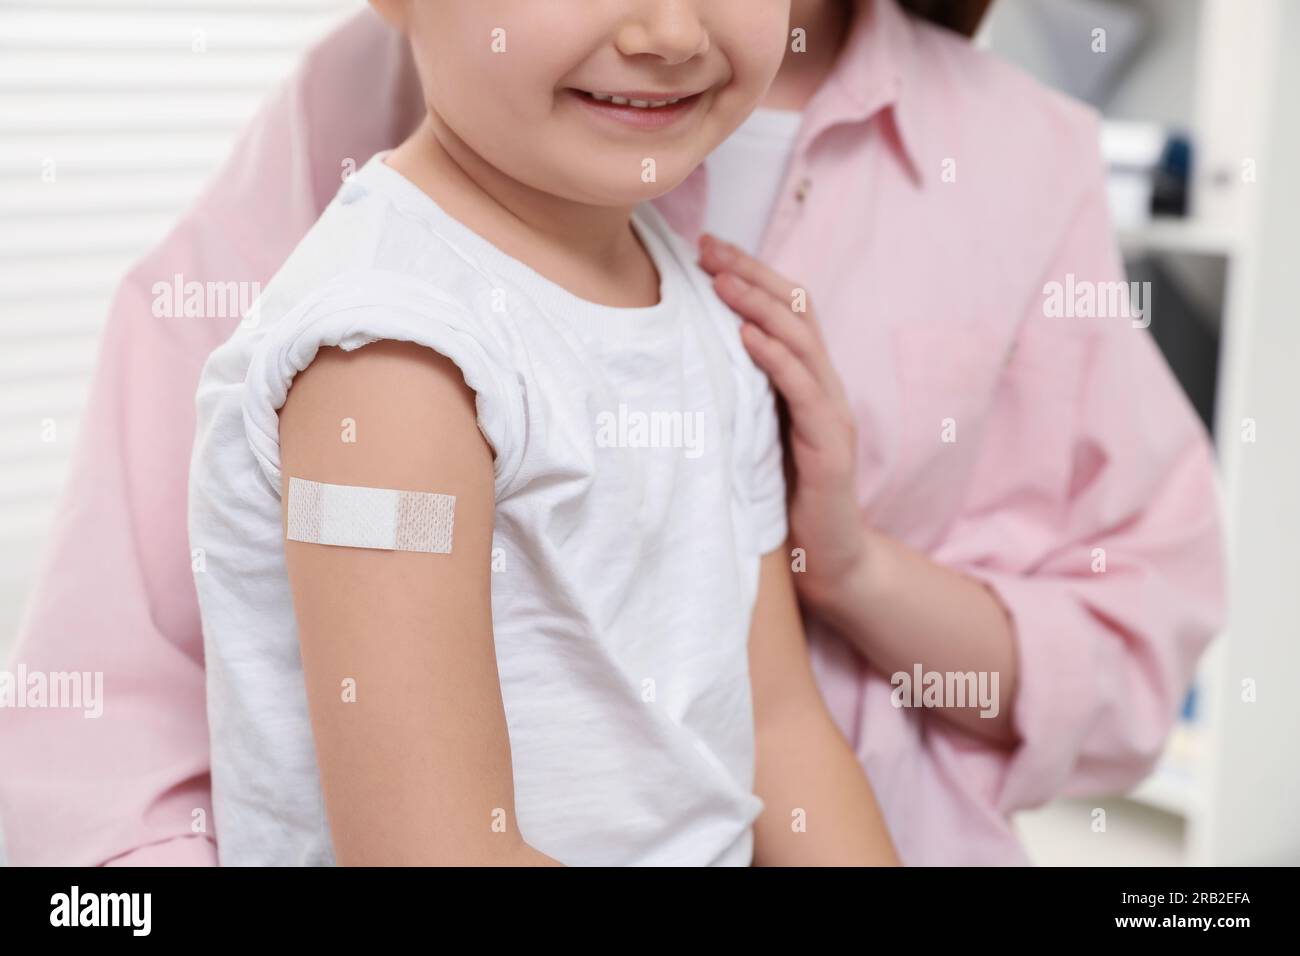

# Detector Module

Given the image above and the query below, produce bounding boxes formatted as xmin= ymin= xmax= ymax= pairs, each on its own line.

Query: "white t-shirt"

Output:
xmin=189 ymin=154 xmax=788 ymax=866
xmin=703 ymin=107 xmax=804 ymax=254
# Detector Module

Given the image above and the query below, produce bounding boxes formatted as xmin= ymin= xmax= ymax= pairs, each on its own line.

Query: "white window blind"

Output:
xmin=0 ymin=0 xmax=364 ymax=646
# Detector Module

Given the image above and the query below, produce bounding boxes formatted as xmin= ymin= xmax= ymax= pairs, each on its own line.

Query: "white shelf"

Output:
xmin=1016 ymin=797 xmax=1186 ymax=866
xmin=1118 ymin=219 xmax=1241 ymax=258
xmin=1124 ymin=723 xmax=1204 ymax=818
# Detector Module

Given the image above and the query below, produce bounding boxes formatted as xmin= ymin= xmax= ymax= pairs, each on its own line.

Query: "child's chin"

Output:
xmin=569 ymin=166 xmax=697 ymax=207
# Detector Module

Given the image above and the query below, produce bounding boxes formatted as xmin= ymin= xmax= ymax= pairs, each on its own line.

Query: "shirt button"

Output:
xmin=794 ymin=177 xmax=812 ymax=203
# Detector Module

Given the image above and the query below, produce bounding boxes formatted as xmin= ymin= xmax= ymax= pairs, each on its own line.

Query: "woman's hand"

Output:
xmin=699 ymin=235 xmax=1020 ymax=745
xmin=698 ymin=234 xmax=871 ymax=616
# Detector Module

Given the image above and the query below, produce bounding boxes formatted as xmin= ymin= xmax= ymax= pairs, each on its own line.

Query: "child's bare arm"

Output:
xmin=279 ymin=340 xmax=560 ymax=866
xmin=748 ymin=544 xmax=900 ymax=866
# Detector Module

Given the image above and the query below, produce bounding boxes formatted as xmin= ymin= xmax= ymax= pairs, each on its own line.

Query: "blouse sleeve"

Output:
xmin=933 ymin=137 xmax=1227 ymax=810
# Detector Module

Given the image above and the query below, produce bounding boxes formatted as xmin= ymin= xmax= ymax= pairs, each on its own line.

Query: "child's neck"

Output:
xmin=387 ymin=115 xmax=660 ymax=309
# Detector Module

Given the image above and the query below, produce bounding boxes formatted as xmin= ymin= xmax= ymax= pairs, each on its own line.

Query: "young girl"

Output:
xmin=1 ymin=0 xmax=1221 ymax=869
xmin=188 ymin=0 xmax=899 ymax=865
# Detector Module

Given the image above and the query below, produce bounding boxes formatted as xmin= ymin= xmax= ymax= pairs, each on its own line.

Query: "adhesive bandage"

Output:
xmin=286 ymin=477 xmax=455 ymax=554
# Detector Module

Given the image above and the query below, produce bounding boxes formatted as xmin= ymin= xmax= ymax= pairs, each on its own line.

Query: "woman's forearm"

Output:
xmin=807 ymin=530 xmax=1020 ymax=746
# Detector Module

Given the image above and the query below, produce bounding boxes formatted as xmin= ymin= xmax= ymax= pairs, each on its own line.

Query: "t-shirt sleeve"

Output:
xmin=746 ymin=366 xmax=789 ymax=556
xmin=240 ymin=272 xmax=527 ymax=499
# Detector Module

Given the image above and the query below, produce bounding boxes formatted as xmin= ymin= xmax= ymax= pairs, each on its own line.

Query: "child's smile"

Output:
xmin=564 ymin=87 xmax=709 ymax=131
xmin=375 ymin=0 xmax=792 ymax=208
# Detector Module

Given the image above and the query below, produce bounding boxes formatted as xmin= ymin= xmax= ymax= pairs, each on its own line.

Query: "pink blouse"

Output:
xmin=0 ymin=0 xmax=1223 ymax=866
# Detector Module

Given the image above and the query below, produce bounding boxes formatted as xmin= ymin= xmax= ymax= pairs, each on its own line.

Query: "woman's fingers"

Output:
xmin=699 ymin=234 xmax=847 ymax=395
xmin=710 ymin=269 xmax=849 ymax=410
xmin=712 ymin=271 xmax=820 ymax=361
xmin=738 ymin=321 xmax=841 ymax=454
xmin=700 ymin=234 xmax=817 ymax=332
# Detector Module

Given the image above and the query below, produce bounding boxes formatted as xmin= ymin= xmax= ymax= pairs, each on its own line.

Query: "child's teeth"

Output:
xmin=587 ymin=92 xmax=684 ymax=109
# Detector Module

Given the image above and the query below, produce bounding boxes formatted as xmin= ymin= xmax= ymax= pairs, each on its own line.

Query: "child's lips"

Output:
xmin=566 ymin=88 xmax=705 ymax=130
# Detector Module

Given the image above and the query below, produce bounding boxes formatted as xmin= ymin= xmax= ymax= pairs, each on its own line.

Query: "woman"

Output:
xmin=0 ymin=0 xmax=1223 ymax=866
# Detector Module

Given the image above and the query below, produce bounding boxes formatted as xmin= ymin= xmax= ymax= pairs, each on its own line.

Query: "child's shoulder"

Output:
xmin=215 ymin=156 xmax=522 ymax=379
xmin=197 ymin=161 xmax=530 ymax=497
xmin=247 ymin=160 xmax=464 ymax=328
xmin=633 ymin=203 xmax=777 ymax=407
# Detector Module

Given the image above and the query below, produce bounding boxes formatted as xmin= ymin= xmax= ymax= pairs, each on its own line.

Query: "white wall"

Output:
xmin=1196 ymin=0 xmax=1300 ymax=866
xmin=0 ymin=1 xmax=365 ymax=657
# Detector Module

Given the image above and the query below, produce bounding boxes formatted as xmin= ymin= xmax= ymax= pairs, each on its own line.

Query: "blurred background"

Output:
xmin=2 ymin=0 xmax=1298 ymax=865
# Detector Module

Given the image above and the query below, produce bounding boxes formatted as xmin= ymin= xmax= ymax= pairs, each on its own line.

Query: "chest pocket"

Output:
xmin=876 ymin=319 xmax=1010 ymax=541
